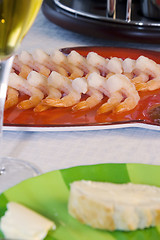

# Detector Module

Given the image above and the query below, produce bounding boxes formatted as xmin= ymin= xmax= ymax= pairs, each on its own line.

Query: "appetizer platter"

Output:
xmin=0 ymin=163 xmax=160 ymax=239
xmin=4 ymin=46 xmax=160 ymax=131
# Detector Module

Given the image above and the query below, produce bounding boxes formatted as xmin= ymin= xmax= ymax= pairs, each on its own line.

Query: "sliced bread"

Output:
xmin=68 ymin=181 xmax=160 ymax=231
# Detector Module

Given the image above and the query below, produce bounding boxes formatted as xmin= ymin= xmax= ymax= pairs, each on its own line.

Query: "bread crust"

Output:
xmin=68 ymin=181 xmax=160 ymax=231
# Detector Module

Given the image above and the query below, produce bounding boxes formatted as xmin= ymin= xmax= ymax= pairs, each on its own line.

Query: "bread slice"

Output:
xmin=68 ymin=181 xmax=160 ymax=231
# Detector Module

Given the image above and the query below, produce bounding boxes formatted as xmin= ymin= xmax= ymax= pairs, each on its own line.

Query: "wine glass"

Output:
xmin=0 ymin=0 xmax=43 ymax=192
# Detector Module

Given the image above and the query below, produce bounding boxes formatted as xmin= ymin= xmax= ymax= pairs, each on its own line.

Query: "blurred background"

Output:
xmin=18 ymin=0 xmax=160 ymax=55
xmin=41 ymin=0 xmax=160 ymax=44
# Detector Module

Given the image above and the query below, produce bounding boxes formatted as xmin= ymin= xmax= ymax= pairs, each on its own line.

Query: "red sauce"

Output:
xmin=4 ymin=47 xmax=160 ymax=128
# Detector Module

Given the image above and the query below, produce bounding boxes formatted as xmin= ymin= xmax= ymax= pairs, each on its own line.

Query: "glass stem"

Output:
xmin=0 ymin=56 xmax=14 ymax=174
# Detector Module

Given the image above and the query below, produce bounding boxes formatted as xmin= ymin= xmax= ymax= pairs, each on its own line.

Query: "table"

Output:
xmin=2 ymin=9 xmax=160 ymax=188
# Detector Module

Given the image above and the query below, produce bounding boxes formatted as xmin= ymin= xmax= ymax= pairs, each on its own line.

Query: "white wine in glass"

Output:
xmin=0 ymin=0 xmax=43 ymax=192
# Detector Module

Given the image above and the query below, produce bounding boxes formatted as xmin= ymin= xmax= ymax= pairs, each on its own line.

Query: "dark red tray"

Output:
xmin=4 ymin=46 xmax=160 ymax=131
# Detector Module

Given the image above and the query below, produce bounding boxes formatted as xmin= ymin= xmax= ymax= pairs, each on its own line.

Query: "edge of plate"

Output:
xmin=3 ymin=122 xmax=160 ymax=132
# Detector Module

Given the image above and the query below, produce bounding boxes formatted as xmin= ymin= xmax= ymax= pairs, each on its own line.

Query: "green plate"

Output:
xmin=0 ymin=163 xmax=160 ymax=239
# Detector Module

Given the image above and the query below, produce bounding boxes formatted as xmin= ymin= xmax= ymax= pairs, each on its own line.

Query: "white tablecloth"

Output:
xmin=2 ymin=9 xmax=160 ymax=182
